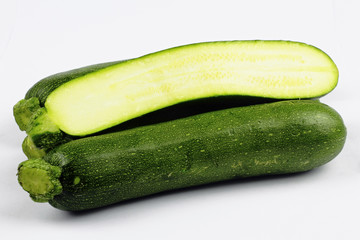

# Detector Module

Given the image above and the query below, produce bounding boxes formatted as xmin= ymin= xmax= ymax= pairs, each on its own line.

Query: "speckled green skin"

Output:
xmin=32 ymin=100 xmax=346 ymax=211
xmin=25 ymin=60 xmax=125 ymax=106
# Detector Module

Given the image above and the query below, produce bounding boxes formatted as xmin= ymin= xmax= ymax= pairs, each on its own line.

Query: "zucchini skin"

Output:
xmin=33 ymin=100 xmax=346 ymax=211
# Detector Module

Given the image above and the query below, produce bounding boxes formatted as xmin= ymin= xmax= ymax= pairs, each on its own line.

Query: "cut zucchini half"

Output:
xmin=28 ymin=41 xmax=339 ymax=136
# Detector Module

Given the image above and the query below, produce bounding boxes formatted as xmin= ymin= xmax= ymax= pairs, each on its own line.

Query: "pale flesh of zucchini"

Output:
xmin=45 ymin=41 xmax=338 ymax=136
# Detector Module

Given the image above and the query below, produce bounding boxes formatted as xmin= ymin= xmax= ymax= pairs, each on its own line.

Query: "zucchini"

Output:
xmin=14 ymin=40 xmax=338 ymax=151
xmin=17 ymin=100 xmax=346 ymax=211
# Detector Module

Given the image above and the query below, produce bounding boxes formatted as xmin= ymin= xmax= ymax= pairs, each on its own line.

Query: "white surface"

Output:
xmin=0 ymin=0 xmax=359 ymax=239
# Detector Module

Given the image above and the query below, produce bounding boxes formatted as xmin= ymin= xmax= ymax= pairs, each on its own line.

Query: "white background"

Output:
xmin=1 ymin=0 xmax=359 ymax=239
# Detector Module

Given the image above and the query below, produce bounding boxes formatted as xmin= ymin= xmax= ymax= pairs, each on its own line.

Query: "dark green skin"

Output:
xmin=41 ymin=100 xmax=346 ymax=211
xmin=25 ymin=60 xmax=125 ymax=106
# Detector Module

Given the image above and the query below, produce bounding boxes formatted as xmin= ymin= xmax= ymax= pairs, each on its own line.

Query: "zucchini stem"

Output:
xmin=14 ymin=97 xmax=69 ymax=151
xmin=22 ymin=136 xmax=46 ymax=159
xmin=26 ymin=107 xmax=65 ymax=149
xmin=17 ymin=158 xmax=62 ymax=202
xmin=13 ymin=97 xmax=41 ymax=131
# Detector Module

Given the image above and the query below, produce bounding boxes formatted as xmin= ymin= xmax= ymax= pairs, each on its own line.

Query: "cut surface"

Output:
xmin=45 ymin=41 xmax=338 ymax=136
xmin=17 ymin=158 xmax=62 ymax=202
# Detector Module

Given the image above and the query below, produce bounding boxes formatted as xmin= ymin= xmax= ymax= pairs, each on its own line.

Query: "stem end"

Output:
xmin=17 ymin=159 xmax=62 ymax=202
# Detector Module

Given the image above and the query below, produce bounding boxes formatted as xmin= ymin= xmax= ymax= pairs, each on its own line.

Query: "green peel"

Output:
xmin=17 ymin=158 xmax=62 ymax=202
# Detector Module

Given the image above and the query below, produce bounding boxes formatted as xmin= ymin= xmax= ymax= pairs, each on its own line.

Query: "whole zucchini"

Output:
xmin=13 ymin=40 xmax=338 ymax=151
xmin=17 ymin=100 xmax=346 ymax=211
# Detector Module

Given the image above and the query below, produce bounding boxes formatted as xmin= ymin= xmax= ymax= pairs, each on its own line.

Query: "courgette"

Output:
xmin=14 ymin=40 xmax=338 ymax=151
xmin=17 ymin=100 xmax=346 ymax=211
